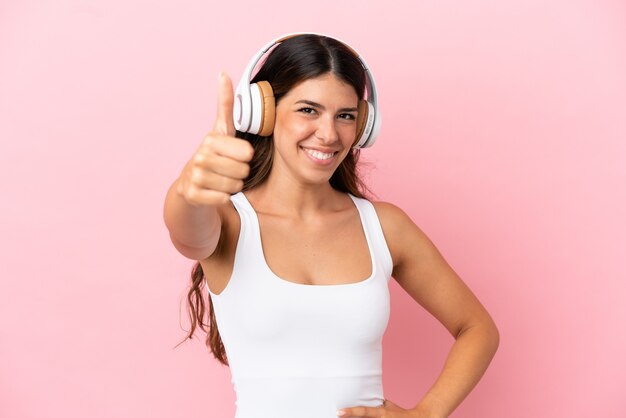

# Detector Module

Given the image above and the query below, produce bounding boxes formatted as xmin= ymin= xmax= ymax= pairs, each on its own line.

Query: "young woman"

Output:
xmin=163 ymin=33 xmax=499 ymax=418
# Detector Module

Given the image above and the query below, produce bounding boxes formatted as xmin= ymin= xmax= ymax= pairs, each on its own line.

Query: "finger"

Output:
xmin=193 ymin=152 xmax=250 ymax=180
xmin=213 ymin=71 xmax=235 ymax=136
xmin=202 ymin=134 xmax=254 ymax=162
xmin=189 ymin=167 xmax=244 ymax=194
xmin=339 ymin=405 xmax=388 ymax=417
xmin=183 ymin=186 xmax=231 ymax=207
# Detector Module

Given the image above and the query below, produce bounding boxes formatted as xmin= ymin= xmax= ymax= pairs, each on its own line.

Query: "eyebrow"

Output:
xmin=294 ymin=100 xmax=358 ymax=113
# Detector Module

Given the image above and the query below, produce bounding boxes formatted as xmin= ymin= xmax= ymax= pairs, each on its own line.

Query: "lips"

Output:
xmin=300 ymin=145 xmax=338 ymax=154
xmin=300 ymin=146 xmax=339 ymax=165
xmin=303 ymin=148 xmax=336 ymax=160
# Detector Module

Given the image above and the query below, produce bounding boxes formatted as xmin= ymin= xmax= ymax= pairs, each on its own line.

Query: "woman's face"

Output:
xmin=271 ymin=72 xmax=359 ymax=186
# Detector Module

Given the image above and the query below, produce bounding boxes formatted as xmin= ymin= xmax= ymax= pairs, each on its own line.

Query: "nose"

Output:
xmin=314 ymin=115 xmax=339 ymax=144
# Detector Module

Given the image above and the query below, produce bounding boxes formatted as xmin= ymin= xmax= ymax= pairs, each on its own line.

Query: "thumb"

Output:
xmin=213 ymin=71 xmax=235 ymax=136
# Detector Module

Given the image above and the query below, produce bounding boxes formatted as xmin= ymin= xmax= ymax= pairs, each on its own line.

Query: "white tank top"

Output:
xmin=207 ymin=191 xmax=393 ymax=418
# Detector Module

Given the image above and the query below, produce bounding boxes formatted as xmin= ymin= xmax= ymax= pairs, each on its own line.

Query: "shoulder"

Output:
xmin=369 ymin=200 xmax=435 ymax=269
xmin=370 ymin=200 xmax=415 ymax=236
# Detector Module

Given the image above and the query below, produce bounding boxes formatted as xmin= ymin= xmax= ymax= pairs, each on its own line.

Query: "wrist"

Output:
xmin=409 ymin=401 xmax=448 ymax=418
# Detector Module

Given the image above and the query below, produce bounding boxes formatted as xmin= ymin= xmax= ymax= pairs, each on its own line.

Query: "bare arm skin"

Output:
xmin=334 ymin=199 xmax=501 ymax=417
xmin=163 ymin=168 xmax=222 ymax=260
xmin=163 ymin=72 xmax=253 ymax=261
xmin=379 ymin=201 xmax=499 ymax=418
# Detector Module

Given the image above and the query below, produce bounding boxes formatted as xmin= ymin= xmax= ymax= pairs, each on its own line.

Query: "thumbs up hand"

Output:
xmin=177 ymin=72 xmax=255 ymax=207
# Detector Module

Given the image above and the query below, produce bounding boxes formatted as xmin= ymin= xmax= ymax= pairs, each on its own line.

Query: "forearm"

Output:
xmin=411 ymin=323 xmax=500 ymax=418
xmin=163 ymin=177 xmax=221 ymax=249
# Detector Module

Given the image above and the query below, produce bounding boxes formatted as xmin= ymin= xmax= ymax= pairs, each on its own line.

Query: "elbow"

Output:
xmin=484 ymin=317 xmax=501 ymax=354
xmin=489 ymin=323 xmax=500 ymax=353
xmin=457 ymin=316 xmax=501 ymax=352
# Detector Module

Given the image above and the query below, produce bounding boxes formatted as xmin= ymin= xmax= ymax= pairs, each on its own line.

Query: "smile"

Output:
xmin=304 ymin=148 xmax=336 ymax=160
xmin=300 ymin=147 xmax=339 ymax=165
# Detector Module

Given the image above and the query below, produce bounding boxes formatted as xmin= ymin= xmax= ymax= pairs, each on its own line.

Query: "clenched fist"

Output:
xmin=177 ymin=71 xmax=254 ymax=207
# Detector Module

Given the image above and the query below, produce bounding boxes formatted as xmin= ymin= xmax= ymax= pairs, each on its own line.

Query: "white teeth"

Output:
xmin=304 ymin=148 xmax=335 ymax=160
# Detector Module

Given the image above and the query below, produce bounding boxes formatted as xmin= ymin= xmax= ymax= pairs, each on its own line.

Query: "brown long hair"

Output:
xmin=176 ymin=34 xmax=375 ymax=365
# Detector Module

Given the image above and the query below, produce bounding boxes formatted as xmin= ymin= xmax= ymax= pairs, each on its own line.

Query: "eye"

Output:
xmin=338 ymin=113 xmax=356 ymax=121
xmin=297 ymin=107 xmax=317 ymax=115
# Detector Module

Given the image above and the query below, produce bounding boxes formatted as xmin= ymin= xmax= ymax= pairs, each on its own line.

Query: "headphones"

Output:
xmin=233 ymin=32 xmax=381 ymax=149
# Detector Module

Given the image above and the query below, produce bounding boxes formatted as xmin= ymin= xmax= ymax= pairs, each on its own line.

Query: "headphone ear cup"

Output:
xmin=249 ymin=81 xmax=275 ymax=136
xmin=354 ymin=99 xmax=369 ymax=147
xmin=256 ymin=81 xmax=275 ymax=137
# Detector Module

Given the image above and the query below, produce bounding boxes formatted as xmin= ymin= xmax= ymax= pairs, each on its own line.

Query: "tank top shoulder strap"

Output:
xmin=348 ymin=194 xmax=394 ymax=280
xmin=229 ymin=191 xmax=264 ymax=256
xmin=230 ymin=192 xmax=255 ymax=236
xmin=207 ymin=192 xmax=265 ymax=299
xmin=230 ymin=191 xmax=253 ymax=222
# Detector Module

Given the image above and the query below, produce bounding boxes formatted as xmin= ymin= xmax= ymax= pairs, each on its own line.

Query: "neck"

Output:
xmin=246 ymin=166 xmax=342 ymax=219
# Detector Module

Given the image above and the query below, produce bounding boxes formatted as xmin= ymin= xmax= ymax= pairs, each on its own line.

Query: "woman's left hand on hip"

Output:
xmin=337 ymin=398 xmax=435 ymax=418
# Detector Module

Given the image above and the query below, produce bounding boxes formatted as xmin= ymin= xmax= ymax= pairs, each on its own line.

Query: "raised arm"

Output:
xmin=163 ymin=72 xmax=254 ymax=261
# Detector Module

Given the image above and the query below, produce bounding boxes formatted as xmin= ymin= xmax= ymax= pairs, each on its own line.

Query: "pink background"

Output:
xmin=1 ymin=0 xmax=625 ymax=417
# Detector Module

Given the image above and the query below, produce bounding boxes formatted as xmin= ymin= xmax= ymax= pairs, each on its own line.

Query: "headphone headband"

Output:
xmin=233 ymin=32 xmax=381 ymax=148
